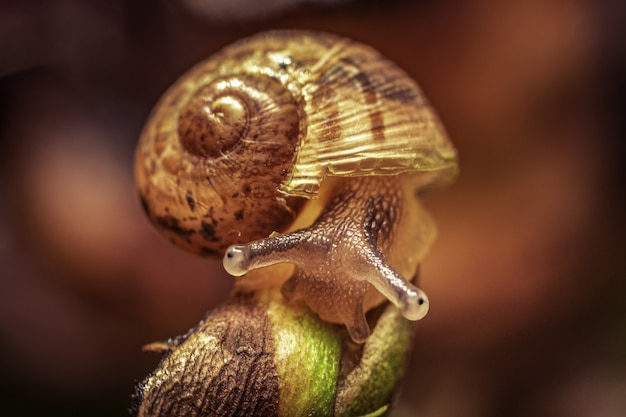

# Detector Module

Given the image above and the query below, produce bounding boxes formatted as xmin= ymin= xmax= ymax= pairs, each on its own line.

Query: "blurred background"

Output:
xmin=1 ymin=0 xmax=625 ymax=415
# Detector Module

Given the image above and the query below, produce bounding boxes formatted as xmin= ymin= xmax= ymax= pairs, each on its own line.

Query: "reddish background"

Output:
xmin=1 ymin=0 xmax=625 ymax=415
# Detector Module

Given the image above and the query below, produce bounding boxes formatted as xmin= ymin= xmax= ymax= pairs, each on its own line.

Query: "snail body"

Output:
xmin=135 ymin=30 xmax=457 ymax=342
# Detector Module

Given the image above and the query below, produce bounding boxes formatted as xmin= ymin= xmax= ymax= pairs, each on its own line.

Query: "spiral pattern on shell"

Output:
xmin=135 ymin=70 xmax=304 ymax=255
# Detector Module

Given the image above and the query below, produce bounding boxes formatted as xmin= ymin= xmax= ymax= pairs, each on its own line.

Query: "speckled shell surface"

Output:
xmin=135 ymin=30 xmax=457 ymax=256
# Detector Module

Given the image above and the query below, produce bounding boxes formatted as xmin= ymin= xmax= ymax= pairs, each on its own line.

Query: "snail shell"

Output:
xmin=135 ymin=30 xmax=458 ymax=342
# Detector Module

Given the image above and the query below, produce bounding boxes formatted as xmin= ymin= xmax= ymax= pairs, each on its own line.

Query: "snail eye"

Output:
xmin=223 ymin=245 xmax=250 ymax=277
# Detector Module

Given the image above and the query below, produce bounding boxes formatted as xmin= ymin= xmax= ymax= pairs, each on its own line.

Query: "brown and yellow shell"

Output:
xmin=135 ymin=30 xmax=457 ymax=256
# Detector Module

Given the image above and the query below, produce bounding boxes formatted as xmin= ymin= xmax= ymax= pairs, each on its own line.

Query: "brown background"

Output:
xmin=1 ymin=0 xmax=625 ymax=415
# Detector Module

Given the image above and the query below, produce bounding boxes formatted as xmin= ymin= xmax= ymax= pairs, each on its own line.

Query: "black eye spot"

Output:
xmin=417 ymin=298 xmax=424 ymax=305
xmin=226 ymin=251 xmax=234 ymax=258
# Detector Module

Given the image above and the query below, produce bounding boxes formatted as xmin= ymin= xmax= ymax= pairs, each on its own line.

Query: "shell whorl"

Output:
xmin=135 ymin=70 xmax=304 ymax=255
xmin=176 ymin=80 xmax=251 ymax=159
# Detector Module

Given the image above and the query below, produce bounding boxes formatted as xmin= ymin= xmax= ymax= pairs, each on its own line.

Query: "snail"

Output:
xmin=135 ymin=30 xmax=458 ymax=343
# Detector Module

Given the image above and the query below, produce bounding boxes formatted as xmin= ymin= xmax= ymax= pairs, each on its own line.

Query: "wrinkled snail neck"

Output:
xmin=224 ymin=176 xmax=429 ymax=342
